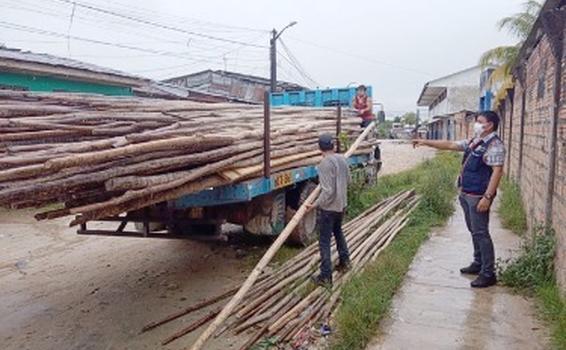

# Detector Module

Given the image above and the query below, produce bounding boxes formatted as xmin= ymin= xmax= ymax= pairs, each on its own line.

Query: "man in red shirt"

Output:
xmin=352 ymin=85 xmax=374 ymax=128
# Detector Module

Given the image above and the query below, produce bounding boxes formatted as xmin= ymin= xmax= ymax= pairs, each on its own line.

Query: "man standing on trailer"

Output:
xmin=352 ymin=85 xmax=374 ymax=128
xmin=306 ymin=134 xmax=352 ymax=287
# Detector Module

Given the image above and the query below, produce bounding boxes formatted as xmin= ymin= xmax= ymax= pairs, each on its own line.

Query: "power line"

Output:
xmin=3 ymin=0 xmax=267 ymax=55
xmin=74 ymin=0 xmax=269 ymax=34
xmin=0 ymin=20 xmax=268 ymax=63
xmin=278 ymin=53 xmax=315 ymax=88
xmin=278 ymin=38 xmax=320 ymax=87
xmin=277 ymin=61 xmax=312 ymax=88
xmin=287 ymin=35 xmax=433 ymax=77
xmin=51 ymin=0 xmax=269 ymax=49
xmin=0 ymin=21 xmax=253 ymax=65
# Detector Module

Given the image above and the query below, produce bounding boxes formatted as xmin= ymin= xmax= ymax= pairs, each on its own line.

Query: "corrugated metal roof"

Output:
xmin=417 ymin=84 xmax=446 ymax=107
xmin=0 ymin=47 xmax=146 ymax=83
xmin=164 ymin=69 xmax=305 ymax=91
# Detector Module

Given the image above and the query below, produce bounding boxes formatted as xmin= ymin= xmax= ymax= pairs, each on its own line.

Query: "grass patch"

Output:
xmin=498 ymin=178 xmax=565 ymax=349
xmin=331 ymin=152 xmax=460 ymax=350
xmin=537 ymin=283 xmax=566 ymax=349
xmin=272 ymin=245 xmax=301 ymax=265
xmin=498 ymin=227 xmax=566 ymax=349
xmin=498 ymin=228 xmax=555 ymax=291
xmin=497 ymin=178 xmax=527 ymax=235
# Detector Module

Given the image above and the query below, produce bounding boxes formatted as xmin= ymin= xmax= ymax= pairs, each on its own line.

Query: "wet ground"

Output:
xmin=0 ymin=141 xmax=435 ymax=350
xmin=367 ymin=201 xmax=549 ymax=350
xmin=0 ymin=211 xmax=255 ymax=350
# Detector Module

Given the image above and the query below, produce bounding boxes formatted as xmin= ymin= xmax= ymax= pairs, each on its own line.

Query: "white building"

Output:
xmin=417 ymin=65 xmax=486 ymax=140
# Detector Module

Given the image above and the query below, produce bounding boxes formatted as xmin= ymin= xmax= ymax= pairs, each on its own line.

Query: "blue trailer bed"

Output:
xmin=172 ymin=154 xmax=370 ymax=209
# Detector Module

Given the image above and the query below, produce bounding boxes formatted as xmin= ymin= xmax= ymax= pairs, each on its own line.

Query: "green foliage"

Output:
xmin=498 ymin=178 xmax=528 ymax=235
xmin=498 ymin=227 xmax=555 ymax=291
xmin=498 ymin=226 xmax=565 ymax=349
xmin=497 ymin=1 xmax=542 ymax=41
xmin=479 ymin=0 xmax=542 ymax=88
xmin=376 ymin=121 xmax=393 ymax=139
xmin=339 ymin=131 xmax=351 ymax=151
xmin=400 ymin=112 xmax=417 ymax=125
xmin=537 ymin=283 xmax=566 ymax=350
xmin=332 ymin=152 xmax=461 ymax=350
xmin=251 ymin=336 xmax=279 ymax=350
xmin=347 ymin=152 xmax=459 ymax=220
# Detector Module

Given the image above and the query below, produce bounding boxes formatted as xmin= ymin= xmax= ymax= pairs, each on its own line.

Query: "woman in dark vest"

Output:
xmin=412 ymin=111 xmax=505 ymax=288
xmin=352 ymin=85 xmax=374 ymax=128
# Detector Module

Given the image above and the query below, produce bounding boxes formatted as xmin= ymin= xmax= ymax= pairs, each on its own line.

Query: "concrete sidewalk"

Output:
xmin=367 ymin=201 xmax=548 ymax=350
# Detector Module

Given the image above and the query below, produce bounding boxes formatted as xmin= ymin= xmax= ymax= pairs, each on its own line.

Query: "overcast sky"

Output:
xmin=1 ymin=0 xmax=526 ymax=115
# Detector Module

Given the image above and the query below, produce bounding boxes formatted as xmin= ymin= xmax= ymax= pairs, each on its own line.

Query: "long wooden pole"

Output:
xmin=188 ymin=122 xmax=376 ymax=350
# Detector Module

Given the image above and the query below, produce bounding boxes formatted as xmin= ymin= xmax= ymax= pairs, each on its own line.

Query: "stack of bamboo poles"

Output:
xmin=141 ymin=190 xmax=419 ymax=349
xmin=0 ymin=91 xmax=376 ymax=223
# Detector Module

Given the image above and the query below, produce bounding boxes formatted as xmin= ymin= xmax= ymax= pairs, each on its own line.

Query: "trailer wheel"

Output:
xmin=364 ymin=145 xmax=382 ymax=186
xmin=287 ymin=181 xmax=318 ymax=246
xmin=244 ymin=191 xmax=286 ymax=236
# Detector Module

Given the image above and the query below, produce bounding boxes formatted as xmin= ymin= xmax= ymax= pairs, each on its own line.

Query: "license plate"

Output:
xmin=274 ymin=171 xmax=293 ymax=189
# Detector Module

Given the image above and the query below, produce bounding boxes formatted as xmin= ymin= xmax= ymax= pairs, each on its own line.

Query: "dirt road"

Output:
xmin=0 ymin=212 xmax=253 ymax=350
xmin=0 ymin=142 xmax=435 ymax=350
xmin=377 ymin=140 xmax=436 ymax=176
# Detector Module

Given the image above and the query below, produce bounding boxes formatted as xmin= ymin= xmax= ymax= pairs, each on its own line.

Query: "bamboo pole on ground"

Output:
xmin=187 ymin=122 xmax=376 ymax=350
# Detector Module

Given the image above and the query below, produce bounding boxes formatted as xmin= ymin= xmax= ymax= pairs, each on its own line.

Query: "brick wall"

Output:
xmin=501 ymin=28 xmax=566 ymax=290
xmin=453 ymin=111 xmax=474 ymax=140
xmin=552 ymin=32 xmax=566 ymax=289
xmin=509 ymin=82 xmax=525 ymax=180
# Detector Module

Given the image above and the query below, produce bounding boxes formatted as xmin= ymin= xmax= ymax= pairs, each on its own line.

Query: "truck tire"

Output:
xmin=244 ymin=191 xmax=286 ymax=236
xmin=364 ymin=145 xmax=382 ymax=186
xmin=288 ymin=181 xmax=318 ymax=246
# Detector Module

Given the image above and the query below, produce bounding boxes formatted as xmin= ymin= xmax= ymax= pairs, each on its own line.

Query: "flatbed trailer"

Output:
xmin=77 ymin=97 xmax=382 ymax=245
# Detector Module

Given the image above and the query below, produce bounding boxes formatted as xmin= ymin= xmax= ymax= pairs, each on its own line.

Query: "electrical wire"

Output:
xmin=50 ymin=0 xmax=269 ymax=48
xmin=0 ymin=21 xmax=258 ymax=66
xmin=2 ymin=0 xmax=267 ymax=56
xmin=278 ymin=38 xmax=320 ymax=87
xmin=287 ymin=35 xmax=433 ymax=77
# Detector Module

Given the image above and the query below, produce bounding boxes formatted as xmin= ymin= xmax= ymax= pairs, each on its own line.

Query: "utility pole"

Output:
xmin=270 ymin=30 xmax=277 ymax=92
xmin=269 ymin=21 xmax=297 ymax=92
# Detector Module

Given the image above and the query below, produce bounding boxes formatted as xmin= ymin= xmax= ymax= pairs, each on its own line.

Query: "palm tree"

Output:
xmin=479 ymin=0 xmax=542 ymax=91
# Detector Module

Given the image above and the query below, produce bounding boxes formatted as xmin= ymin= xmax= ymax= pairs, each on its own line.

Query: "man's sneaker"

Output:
xmin=460 ymin=263 xmax=482 ymax=275
xmin=471 ymin=274 xmax=497 ymax=288
xmin=336 ymin=261 xmax=352 ymax=273
xmin=311 ymin=275 xmax=332 ymax=288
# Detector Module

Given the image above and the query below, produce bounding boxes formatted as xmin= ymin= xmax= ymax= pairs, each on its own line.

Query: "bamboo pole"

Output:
xmin=188 ymin=122 xmax=376 ymax=350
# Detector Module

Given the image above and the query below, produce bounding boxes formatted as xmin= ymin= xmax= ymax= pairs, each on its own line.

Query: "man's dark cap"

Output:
xmin=318 ymin=133 xmax=334 ymax=151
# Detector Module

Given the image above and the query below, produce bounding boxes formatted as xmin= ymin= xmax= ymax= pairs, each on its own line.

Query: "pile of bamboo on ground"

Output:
xmin=141 ymin=190 xmax=419 ymax=349
xmin=0 ymin=91 xmax=376 ymax=223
